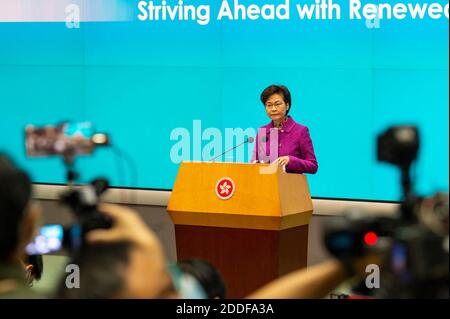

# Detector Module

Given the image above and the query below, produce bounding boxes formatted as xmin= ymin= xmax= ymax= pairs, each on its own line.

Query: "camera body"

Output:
xmin=59 ymin=178 xmax=113 ymax=250
xmin=25 ymin=122 xmax=113 ymax=255
xmin=26 ymin=180 xmax=113 ymax=255
xmin=324 ymin=195 xmax=448 ymax=298
xmin=324 ymin=125 xmax=449 ymax=298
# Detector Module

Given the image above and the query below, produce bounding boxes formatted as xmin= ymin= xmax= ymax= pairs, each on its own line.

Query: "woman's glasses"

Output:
xmin=265 ymin=101 xmax=285 ymax=109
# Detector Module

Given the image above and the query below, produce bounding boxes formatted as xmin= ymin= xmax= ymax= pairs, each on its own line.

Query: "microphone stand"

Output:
xmin=210 ymin=137 xmax=254 ymax=162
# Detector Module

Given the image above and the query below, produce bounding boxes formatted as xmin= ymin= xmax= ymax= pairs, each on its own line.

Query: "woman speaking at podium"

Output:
xmin=251 ymin=85 xmax=318 ymax=174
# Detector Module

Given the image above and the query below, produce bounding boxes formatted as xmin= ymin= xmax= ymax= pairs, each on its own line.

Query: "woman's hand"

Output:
xmin=273 ymin=156 xmax=290 ymax=167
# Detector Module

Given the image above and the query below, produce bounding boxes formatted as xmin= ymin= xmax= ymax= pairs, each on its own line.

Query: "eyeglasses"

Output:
xmin=265 ymin=102 xmax=285 ymax=109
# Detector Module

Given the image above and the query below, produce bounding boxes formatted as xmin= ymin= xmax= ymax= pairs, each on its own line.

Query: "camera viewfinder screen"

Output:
xmin=25 ymin=122 xmax=94 ymax=157
xmin=26 ymin=224 xmax=64 ymax=255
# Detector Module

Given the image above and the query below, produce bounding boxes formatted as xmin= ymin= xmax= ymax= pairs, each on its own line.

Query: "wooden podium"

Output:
xmin=167 ymin=162 xmax=313 ymax=298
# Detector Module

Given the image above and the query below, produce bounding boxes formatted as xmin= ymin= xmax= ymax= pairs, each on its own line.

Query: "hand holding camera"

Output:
xmin=86 ymin=203 xmax=163 ymax=254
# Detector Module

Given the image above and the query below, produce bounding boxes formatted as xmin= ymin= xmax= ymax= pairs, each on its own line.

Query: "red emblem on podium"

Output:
xmin=215 ymin=177 xmax=235 ymax=200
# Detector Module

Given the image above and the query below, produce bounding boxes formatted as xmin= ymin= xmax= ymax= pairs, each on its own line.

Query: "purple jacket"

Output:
xmin=251 ymin=116 xmax=318 ymax=174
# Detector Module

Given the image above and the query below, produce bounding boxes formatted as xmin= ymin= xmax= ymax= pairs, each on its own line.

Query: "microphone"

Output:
xmin=210 ymin=136 xmax=254 ymax=162
xmin=254 ymin=135 xmax=269 ymax=164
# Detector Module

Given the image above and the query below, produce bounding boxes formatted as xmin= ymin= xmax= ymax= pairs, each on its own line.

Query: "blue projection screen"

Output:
xmin=0 ymin=0 xmax=448 ymax=201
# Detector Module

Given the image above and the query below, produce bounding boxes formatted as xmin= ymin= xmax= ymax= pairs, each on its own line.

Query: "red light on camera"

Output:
xmin=364 ymin=232 xmax=378 ymax=246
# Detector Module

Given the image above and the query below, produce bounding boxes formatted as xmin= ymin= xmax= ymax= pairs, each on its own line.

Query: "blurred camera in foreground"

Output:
xmin=25 ymin=121 xmax=113 ymax=255
xmin=324 ymin=125 xmax=449 ymax=298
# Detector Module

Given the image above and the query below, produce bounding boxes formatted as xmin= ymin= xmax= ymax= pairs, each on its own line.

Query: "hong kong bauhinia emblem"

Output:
xmin=215 ymin=177 xmax=235 ymax=200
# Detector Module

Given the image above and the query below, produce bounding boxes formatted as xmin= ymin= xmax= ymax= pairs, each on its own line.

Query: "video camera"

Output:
xmin=324 ymin=126 xmax=449 ymax=298
xmin=25 ymin=122 xmax=113 ymax=255
xmin=26 ymin=178 xmax=113 ymax=255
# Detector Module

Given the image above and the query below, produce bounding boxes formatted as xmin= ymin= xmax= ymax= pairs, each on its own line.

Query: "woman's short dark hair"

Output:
xmin=27 ymin=254 xmax=44 ymax=281
xmin=260 ymin=85 xmax=292 ymax=114
xmin=0 ymin=153 xmax=32 ymax=261
xmin=56 ymin=242 xmax=132 ymax=299
xmin=178 ymin=258 xmax=227 ymax=299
